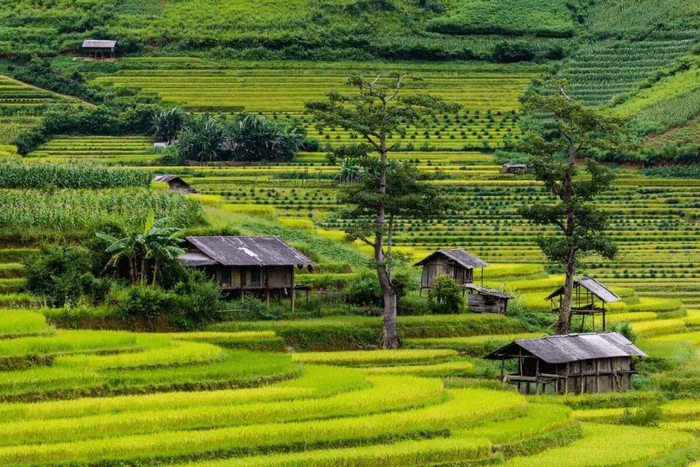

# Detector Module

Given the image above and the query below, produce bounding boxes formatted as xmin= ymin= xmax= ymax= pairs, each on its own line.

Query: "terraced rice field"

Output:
xmin=557 ymin=39 xmax=695 ymax=105
xmin=25 ymin=136 xmax=155 ymax=163
xmin=0 ymin=75 xmax=81 ymax=144
xmin=91 ymin=61 xmax=543 ymax=150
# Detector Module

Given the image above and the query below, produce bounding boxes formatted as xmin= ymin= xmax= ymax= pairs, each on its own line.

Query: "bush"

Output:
xmin=343 ymin=270 xmax=383 ymax=308
xmin=428 ymin=276 xmax=464 ymax=314
xmin=24 ymin=245 xmax=93 ymax=307
xmin=398 ymin=294 xmax=430 ymax=315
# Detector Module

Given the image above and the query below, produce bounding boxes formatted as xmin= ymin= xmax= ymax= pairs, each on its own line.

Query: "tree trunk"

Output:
xmin=557 ymin=246 xmax=576 ymax=334
xmin=375 ymin=132 xmax=399 ymax=349
xmin=556 ymin=139 xmax=577 ymax=335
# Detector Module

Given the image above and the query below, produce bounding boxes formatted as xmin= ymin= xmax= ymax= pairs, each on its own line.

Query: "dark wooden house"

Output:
xmin=414 ymin=250 xmax=510 ymax=313
xmin=485 ymin=332 xmax=646 ymax=395
xmin=545 ymin=276 xmax=621 ymax=332
xmin=414 ymin=249 xmax=488 ymax=290
xmin=82 ymin=40 xmax=116 ymax=60
xmin=503 ymin=163 xmax=527 ymax=174
xmin=154 ymin=175 xmax=198 ymax=194
xmin=179 ymin=236 xmax=313 ymax=309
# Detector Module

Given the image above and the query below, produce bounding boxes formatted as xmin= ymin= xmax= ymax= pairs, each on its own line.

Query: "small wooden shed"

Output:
xmin=502 ymin=162 xmax=527 ymax=174
xmin=153 ymin=175 xmax=198 ymax=194
xmin=545 ymin=276 xmax=621 ymax=332
xmin=179 ymin=236 xmax=313 ymax=310
xmin=464 ymin=284 xmax=512 ymax=314
xmin=414 ymin=249 xmax=488 ymax=291
xmin=485 ymin=332 xmax=646 ymax=395
xmin=82 ymin=40 xmax=116 ymax=60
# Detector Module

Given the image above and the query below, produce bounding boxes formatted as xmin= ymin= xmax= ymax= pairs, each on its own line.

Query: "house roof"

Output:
xmin=464 ymin=284 xmax=512 ymax=299
xmin=484 ymin=332 xmax=647 ymax=364
xmin=179 ymin=252 xmax=217 ymax=267
xmin=82 ymin=40 xmax=116 ymax=48
xmin=181 ymin=236 xmax=313 ymax=267
xmin=154 ymin=175 xmax=180 ymax=183
xmin=544 ymin=276 xmax=621 ymax=303
xmin=414 ymin=249 xmax=488 ymax=269
xmin=503 ymin=163 xmax=527 ymax=168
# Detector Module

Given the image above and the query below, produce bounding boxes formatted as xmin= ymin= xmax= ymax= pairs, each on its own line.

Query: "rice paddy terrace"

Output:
xmin=0 ymin=306 xmax=700 ymax=466
xmin=0 ymin=75 xmax=82 ymax=145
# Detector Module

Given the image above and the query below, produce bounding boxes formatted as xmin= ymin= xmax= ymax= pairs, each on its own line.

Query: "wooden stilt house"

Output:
xmin=178 ymin=236 xmax=313 ymax=310
xmin=414 ymin=249 xmax=511 ymax=313
xmin=485 ymin=332 xmax=646 ymax=395
xmin=81 ymin=40 xmax=116 ymax=60
xmin=545 ymin=276 xmax=621 ymax=332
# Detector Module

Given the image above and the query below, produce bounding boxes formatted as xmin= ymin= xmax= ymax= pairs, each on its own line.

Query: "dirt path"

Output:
xmin=0 ymin=74 xmax=96 ymax=108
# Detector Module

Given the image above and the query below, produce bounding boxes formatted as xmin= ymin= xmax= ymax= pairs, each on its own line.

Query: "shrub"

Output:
xmin=428 ymin=276 xmax=464 ymax=314
xmin=343 ymin=270 xmax=382 ymax=308
xmin=24 ymin=245 xmax=93 ymax=307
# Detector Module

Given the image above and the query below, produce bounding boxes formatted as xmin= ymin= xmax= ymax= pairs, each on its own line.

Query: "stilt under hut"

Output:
xmin=544 ymin=275 xmax=621 ymax=332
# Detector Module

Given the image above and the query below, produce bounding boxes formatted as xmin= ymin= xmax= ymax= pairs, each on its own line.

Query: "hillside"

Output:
xmin=3 ymin=2 xmax=700 ymax=466
xmin=2 ymin=0 xmax=582 ymax=60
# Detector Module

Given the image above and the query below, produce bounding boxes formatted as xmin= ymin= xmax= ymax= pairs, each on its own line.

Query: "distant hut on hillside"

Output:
xmin=153 ymin=175 xmax=197 ymax=194
xmin=81 ymin=40 xmax=117 ymax=60
xmin=178 ymin=236 xmax=313 ymax=310
xmin=414 ymin=249 xmax=511 ymax=313
xmin=545 ymin=276 xmax=620 ymax=332
xmin=484 ymin=332 xmax=646 ymax=395
xmin=502 ymin=163 xmax=527 ymax=174
xmin=415 ymin=249 xmax=488 ymax=290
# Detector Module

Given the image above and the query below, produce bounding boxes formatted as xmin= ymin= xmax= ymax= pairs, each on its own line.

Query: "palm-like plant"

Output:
xmin=151 ymin=107 xmax=187 ymax=144
xmin=96 ymin=210 xmax=185 ymax=286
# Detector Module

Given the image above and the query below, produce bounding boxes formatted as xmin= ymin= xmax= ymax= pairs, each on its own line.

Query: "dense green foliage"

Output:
xmin=427 ymin=275 xmax=464 ymax=314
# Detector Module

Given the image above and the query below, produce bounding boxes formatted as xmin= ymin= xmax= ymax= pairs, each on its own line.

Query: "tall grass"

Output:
xmin=0 ymin=161 xmax=151 ymax=189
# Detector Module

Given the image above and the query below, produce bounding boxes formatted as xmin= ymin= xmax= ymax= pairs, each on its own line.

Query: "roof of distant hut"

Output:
xmin=153 ymin=175 xmax=180 ymax=183
xmin=544 ymin=276 xmax=621 ymax=303
xmin=414 ymin=249 xmax=488 ymax=269
xmin=463 ymin=284 xmax=512 ymax=299
xmin=179 ymin=236 xmax=313 ymax=268
xmin=503 ymin=162 xmax=527 ymax=168
xmin=484 ymin=332 xmax=647 ymax=364
xmin=82 ymin=40 xmax=116 ymax=49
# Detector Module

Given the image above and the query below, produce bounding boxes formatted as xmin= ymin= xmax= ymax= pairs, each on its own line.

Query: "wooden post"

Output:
xmin=592 ymin=312 xmax=596 ymax=333
xmin=580 ymin=360 xmax=585 ymax=394
xmin=500 ymin=359 xmax=505 ymax=384
xmin=602 ymin=302 xmax=606 ymax=331
xmin=564 ymin=363 xmax=569 ymax=395
xmin=292 ymin=287 xmax=296 ymax=317
xmin=535 ymin=359 xmax=541 ymax=395
xmin=265 ymin=269 xmax=270 ymax=306
xmin=596 ymin=359 xmax=600 ymax=393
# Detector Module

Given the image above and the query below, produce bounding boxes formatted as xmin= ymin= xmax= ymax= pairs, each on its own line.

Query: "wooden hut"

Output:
xmin=502 ymin=163 xmax=527 ymax=174
xmin=81 ymin=40 xmax=116 ymax=60
xmin=178 ymin=236 xmax=312 ymax=310
xmin=414 ymin=249 xmax=488 ymax=291
xmin=464 ymin=284 xmax=512 ymax=314
xmin=484 ymin=332 xmax=646 ymax=395
xmin=153 ymin=175 xmax=198 ymax=194
xmin=545 ymin=276 xmax=620 ymax=332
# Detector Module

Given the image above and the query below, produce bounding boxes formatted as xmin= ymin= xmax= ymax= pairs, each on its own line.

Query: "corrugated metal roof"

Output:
xmin=544 ymin=276 xmax=621 ymax=303
xmin=485 ymin=332 xmax=647 ymax=364
xmin=82 ymin=40 xmax=116 ymax=48
xmin=414 ymin=249 xmax=488 ymax=269
xmin=464 ymin=284 xmax=512 ymax=299
xmin=179 ymin=252 xmax=217 ymax=267
xmin=154 ymin=175 xmax=179 ymax=183
xmin=181 ymin=236 xmax=313 ymax=267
